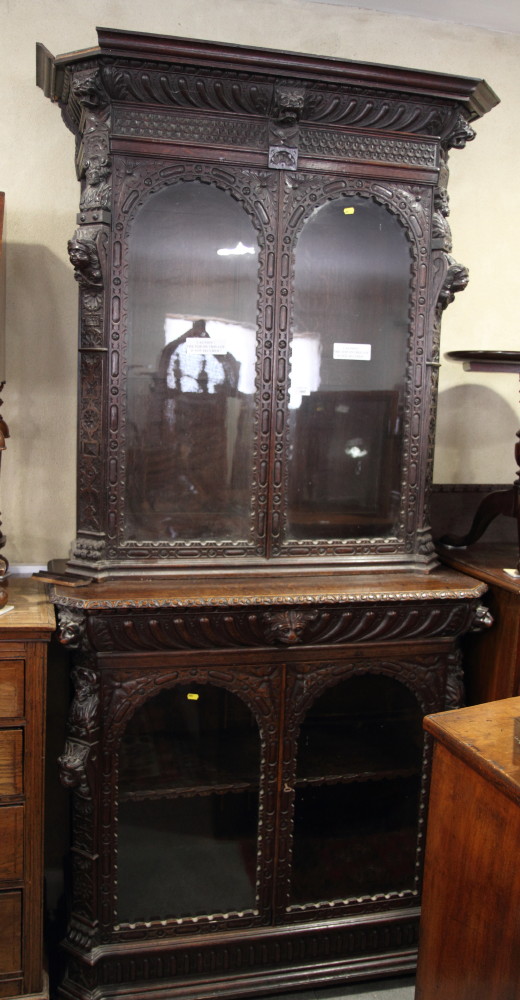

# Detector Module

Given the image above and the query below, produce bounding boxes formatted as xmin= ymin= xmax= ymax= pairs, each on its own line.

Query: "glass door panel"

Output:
xmin=124 ymin=180 xmax=258 ymax=545
xmin=286 ymin=195 xmax=410 ymax=541
xmin=116 ymin=684 xmax=260 ymax=923
xmin=290 ymin=675 xmax=423 ymax=907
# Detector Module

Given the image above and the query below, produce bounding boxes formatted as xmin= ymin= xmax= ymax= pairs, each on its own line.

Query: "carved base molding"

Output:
xmin=59 ymin=909 xmax=419 ymax=1000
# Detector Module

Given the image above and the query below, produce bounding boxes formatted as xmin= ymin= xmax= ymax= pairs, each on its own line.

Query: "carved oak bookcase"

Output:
xmin=37 ymin=28 xmax=496 ymax=1000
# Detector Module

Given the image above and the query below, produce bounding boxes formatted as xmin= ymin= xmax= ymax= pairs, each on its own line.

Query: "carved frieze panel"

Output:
xmin=113 ymin=106 xmax=268 ymax=150
xmin=299 ymin=128 xmax=437 ymax=168
xmin=84 ymin=598 xmax=479 ymax=653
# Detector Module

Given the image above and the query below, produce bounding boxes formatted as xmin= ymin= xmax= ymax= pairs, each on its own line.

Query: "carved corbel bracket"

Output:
xmin=67 ymin=234 xmax=103 ymax=293
xmin=444 ymin=110 xmax=476 ymax=150
xmin=268 ymin=84 xmax=306 ymax=170
xmin=438 ymin=255 xmax=470 ymax=311
xmin=57 ymin=606 xmax=88 ymax=650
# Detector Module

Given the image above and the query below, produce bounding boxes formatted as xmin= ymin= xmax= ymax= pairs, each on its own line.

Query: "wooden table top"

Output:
xmin=48 ymin=566 xmax=486 ymax=610
xmin=0 ymin=576 xmax=56 ymax=639
xmin=437 ymin=542 xmax=520 ymax=595
xmin=425 ymin=696 xmax=520 ymax=805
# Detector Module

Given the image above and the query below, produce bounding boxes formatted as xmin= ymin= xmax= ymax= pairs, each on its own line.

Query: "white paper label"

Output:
xmin=333 ymin=342 xmax=372 ymax=361
xmin=185 ymin=338 xmax=227 ymax=356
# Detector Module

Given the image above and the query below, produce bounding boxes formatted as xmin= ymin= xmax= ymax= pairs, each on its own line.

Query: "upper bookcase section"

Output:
xmin=36 ymin=29 xmax=498 ymax=579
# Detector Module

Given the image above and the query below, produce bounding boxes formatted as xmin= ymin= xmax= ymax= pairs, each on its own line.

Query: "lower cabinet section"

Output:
xmin=51 ymin=571 xmax=485 ymax=1000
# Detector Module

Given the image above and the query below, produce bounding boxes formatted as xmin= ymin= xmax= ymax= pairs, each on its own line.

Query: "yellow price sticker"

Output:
xmin=187 ymin=692 xmax=199 ymax=701
xmin=343 ymin=207 xmax=355 ymax=215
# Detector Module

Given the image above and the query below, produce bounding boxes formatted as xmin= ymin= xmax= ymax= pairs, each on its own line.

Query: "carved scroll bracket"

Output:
xmin=268 ymin=84 xmax=306 ymax=171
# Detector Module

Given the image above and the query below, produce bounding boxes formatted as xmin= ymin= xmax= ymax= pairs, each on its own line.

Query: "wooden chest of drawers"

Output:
xmin=0 ymin=579 xmax=55 ymax=999
xmin=416 ymin=696 xmax=520 ymax=999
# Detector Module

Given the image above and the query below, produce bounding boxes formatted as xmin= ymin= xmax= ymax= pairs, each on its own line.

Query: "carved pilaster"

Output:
xmin=59 ymin=658 xmax=101 ymax=948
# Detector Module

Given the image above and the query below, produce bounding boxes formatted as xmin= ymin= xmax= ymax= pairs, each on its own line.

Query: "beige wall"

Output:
xmin=0 ymin=0 xmax=518 ymax=566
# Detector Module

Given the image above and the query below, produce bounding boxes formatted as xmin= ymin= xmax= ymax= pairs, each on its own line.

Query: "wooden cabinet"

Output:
xmin=416 ymin=696 xmax=520 ymax=1000
xmin=49 ymin=569 xmax=486 ymax=1000
xmin=35 ymin=26 xmax=497 ymax=1000
xmin=0 ymin=578 xmax=55 ymax=1000
xmin=438 ymin=543 xmax=520 ymax=702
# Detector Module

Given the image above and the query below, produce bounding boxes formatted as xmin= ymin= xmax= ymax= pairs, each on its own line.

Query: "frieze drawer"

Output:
xmin=0 ymin=663 xmax=24 ymax=720
xmin=0 ymin=732 xmax=23 ymax=799
xmin=0 ymin=807 xmax=23 ymax=882
xmin=0 ymin=891 xmax=22 ymax=982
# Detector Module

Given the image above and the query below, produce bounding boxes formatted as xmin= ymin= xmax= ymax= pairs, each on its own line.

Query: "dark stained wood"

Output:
xmin=41 ymin=28 xmax=500 ymax=118
xmin=48 ymin=569 xmax=487 ymax=1000
xmin=0 ymin=578 xmax=55 ymax=999
xmin=50 ymin=565 xmax=485 ymax=608
xmin=35 ymin=27 xmax=497 ymax=1000
xmin=36 ymin=29 xmax=498 ymax=580
xmin=416 ymin=697 xmax=520 ymax=1000
xmin=439 ymin=543 xmax=520 ymax=702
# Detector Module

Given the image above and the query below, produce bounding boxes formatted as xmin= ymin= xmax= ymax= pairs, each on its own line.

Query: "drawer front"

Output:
xmin=0 ymin=891 xmax=21 ymax=976
xmin=0 ymin=663 xmax=24 ymax=720
xmin=0 ymin=733 xmax=23 ymax=798
xmin=0 ymin=808 xmax=23 ymax=882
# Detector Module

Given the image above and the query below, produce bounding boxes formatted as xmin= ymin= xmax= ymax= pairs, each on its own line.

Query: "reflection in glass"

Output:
xmin=287 ymin=195 xmax=411 ymax=540
xmin=290 ymin=676 xmax=423 ymax=907
xmin=124 ymin=182 xmax=258 ymax=544
xmin=116 ymin=685 xmax=260 ymax=923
